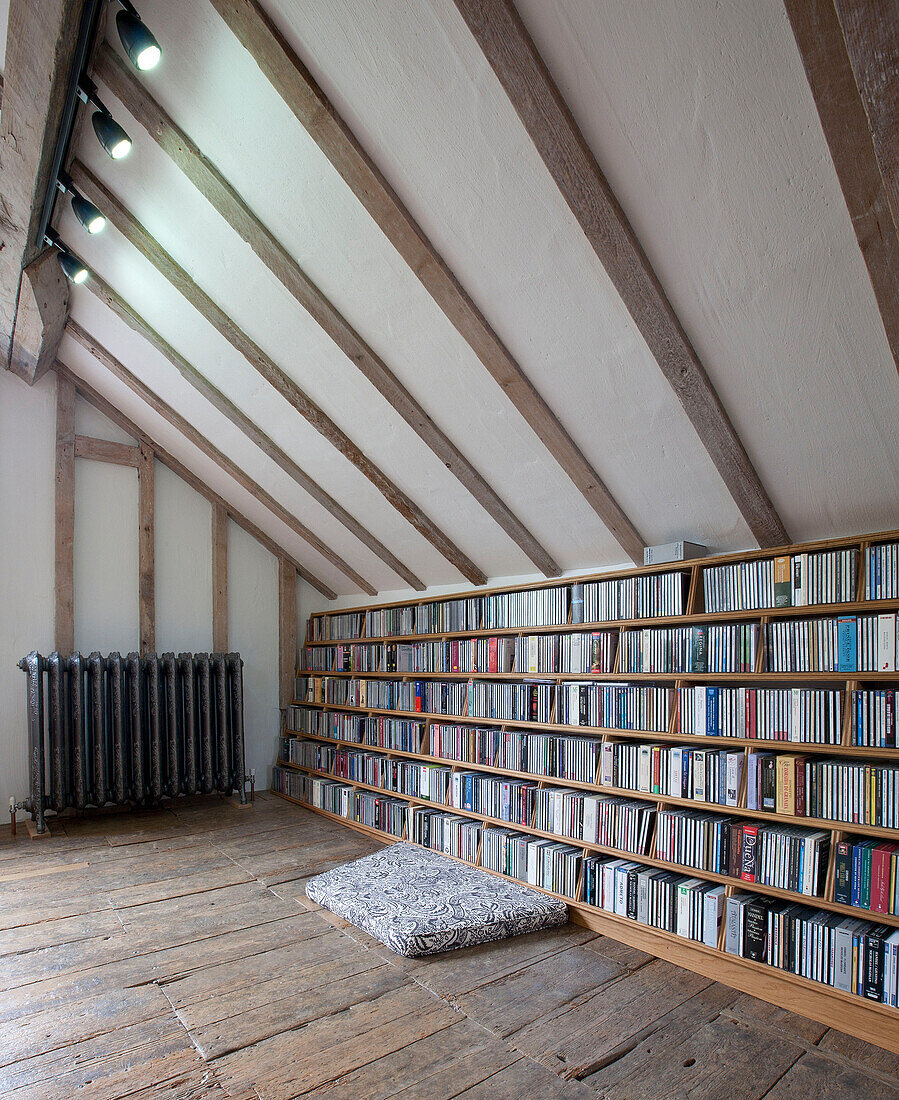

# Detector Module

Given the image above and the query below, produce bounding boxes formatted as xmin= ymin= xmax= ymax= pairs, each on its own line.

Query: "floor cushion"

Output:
xmin=305 ymin=842 xmax=568 ymax=956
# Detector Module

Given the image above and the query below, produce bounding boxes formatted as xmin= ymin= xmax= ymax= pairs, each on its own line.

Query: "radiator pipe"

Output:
xmin=228 ymin=653 xmax=248 ymax=804
xmin=212 ymin=654 xmax=230 ymax=794
xmin=145 ymin=654 xmax=163 ymax=801
xmin=126 ymin=652 xmax=145 ymax=804
xmin=196 ymin=655 xmax=214 ymax=794
xmin=88 ymin=652 xmax=106 ymax=807
xmin=17 ymin=653 xmax=46 ymax=833
xmin=107 ymin=653 xmax=127 ymax=805
xmin=47 ymin=653 xmax=67 ymax=814
xmin=178 ymin=652 xmax=198 ymax=795
xmin=67 ymin=653 xmax=87 ymax=811
xmin=162 ymin=653 xmax=180 ymax=798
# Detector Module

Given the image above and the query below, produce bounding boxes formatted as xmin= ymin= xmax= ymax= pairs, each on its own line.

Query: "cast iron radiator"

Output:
xmin=18 ymin=651 xmax=247 ymax=833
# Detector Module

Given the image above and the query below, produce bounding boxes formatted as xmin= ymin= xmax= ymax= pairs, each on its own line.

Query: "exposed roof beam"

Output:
xmin=0 ymin=0 xmax=83 ymax=378
xmin=79 ymin=266 xmax=424 ymax=592
xmin=452 ymin=0 xmax=789 ymax=549
xmin=71 ymin=160 xmax=487 ymax=587
xmin=784 ymin=0 xmax=899 ymax=372
xmin=74 ymin=435 xmax=141 ymax=466
xmin=65 ymin=320 xmax=378 ymax=595
xmin=207 ymin=0 xmax=644 ymax=565
xmin=92 ymin=43 xmax=561 ymax=579
xmin=9 ymin=249 xmax=70 ymax=383
xmin=56 ymin=360 xmax=339 ymax=599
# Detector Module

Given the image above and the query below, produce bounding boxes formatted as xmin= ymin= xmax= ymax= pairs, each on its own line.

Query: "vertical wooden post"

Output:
xmin=212 ymin=502 xmax=228 ymax=651
xmin=54 ymin=373 xmax=76 ymax=653
xmin=138 ymin=442 xmax=155 ymax=652
xmin=279 ymin=556 xmax=298 ymax=711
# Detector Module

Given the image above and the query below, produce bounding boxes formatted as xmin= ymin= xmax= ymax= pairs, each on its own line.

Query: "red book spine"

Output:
xmin=450 ymin=640 xmax=459 ymax=673
xmin=871 ymin=846 xmax=892 ymax=913
xmin=488 ymin=637 xmax=498 ymax=674
xmin=740 ymin=825 xmax=759 ymax=882
xmin=795 ymin=757 xmax=806 ymax=817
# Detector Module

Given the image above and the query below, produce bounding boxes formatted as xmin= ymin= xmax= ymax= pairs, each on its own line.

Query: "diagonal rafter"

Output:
xmin=92 ymin=41 xmax=561 ymax=578
xmin=784 ymin=0 xmax=899 ymax=373
xmin=70 ymin=159 xmax=487 ymax=586
xmin=207 ymin=0 xmax=645 ymax=564
xmin=77 ymin=264 xmax=424 ymax=591
xmin=55 ymin=360 xmax=339 ymax=599
xmin=452 ymin=0 xmax=789 ymax=549
xmin=65 ymin=319 xmax=378 ymax=595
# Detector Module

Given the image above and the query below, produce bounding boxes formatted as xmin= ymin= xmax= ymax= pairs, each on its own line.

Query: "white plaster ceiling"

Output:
xmin=53 ymin=0 xmax=899 ymax=602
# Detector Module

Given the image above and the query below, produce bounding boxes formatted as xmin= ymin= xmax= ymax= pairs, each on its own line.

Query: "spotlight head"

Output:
xmin=71 ymin=193 xmax=106 ymax=234
xmin=92 ymin=109 xmax=132 ymax=159
xmin=57 ymin=250 xmax=89 ymax=285
xmin=116 ymin=10 xmax=161 ymax=71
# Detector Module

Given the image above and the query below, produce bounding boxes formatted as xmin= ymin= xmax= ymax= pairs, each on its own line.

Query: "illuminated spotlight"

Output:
xmin=78 ymin=79 xmax=132 ymax=159
xmin=57 ymin=173 xmax=106 ymax=234
xmin=116 ymin=5 xmax=161 ymax=71
xmin=45 ymin=232 xmax=90 ymax=284
xmin=92 ymin=109 xmax=132 ymax=159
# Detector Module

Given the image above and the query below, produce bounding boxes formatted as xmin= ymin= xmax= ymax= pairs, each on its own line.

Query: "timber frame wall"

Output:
xmin=274 ymin=527 xmax=899 ymax=1052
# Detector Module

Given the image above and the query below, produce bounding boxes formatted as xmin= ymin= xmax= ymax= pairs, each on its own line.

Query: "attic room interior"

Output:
xmin=1 ymin=0 xmax=898 ymax=1096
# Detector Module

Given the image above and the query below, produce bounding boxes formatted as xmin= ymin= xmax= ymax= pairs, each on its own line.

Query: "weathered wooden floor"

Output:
xmin=1 ymin=794 xmax=897 ymax=1099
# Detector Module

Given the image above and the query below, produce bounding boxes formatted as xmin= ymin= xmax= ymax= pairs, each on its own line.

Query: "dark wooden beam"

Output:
xmin=55 ymin=372 xmax=76 ymax=653
xmin=138 ymin=441 xmax=155 ymax=652
xmin=71 ymin=161 xmax=487 ymax=586
xmin=56 ymin=361 xmax=339 ymax=599
xmin=0 ymin=0 xmax=83 ymax=375
xmin=785 ymin=0 xmax=899 ymax=372
xmin=207 ymin=0 xmax=645 ymax=564
xmin=212 ymin=502 xmax=229 ymax=651
xmin=453 ymin=0 xmax=789 ymax=548
xmin=78 ymin=273 xmax=423 ymax=591
xmin=278 ymin=556 xmax=297 ymax=710
xmin=74 ymin=435 xmax=141 ymax=466
xmin=9 ymin=249 xmax=69 ymax=384
xmin=66 ymin=320 xmax=378 ymax=595
xmin=92 ymin=42 xmax=560 ymax=578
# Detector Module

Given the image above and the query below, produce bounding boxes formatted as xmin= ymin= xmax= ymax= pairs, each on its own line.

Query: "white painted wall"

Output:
xmin=228 ymin=521 xmax=279 ymax=790
xmin=0 ymin=378 xmax=284 ymax=816
xmin=0 ymin=371 xmax=56 ymax=814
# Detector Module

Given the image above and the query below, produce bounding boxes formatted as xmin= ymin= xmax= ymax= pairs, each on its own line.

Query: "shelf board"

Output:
xmin=288 ymin=700 xmax=899 ymax=757
xmin=272 ymin=788 xmax=899 ymax=1051
xmin=275 ymin=759 xmax=899 ymax=925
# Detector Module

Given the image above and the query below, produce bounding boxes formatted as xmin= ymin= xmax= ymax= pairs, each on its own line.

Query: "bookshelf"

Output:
xmin=272 ymin=528 xmax=899 ymax=1051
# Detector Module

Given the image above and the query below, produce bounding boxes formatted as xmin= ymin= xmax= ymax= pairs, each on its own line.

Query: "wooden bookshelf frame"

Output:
xmin=272 ymin=528 xmax=899 ymax=1052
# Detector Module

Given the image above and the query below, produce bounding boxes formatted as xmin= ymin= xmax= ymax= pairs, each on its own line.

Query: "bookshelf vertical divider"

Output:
xmin=284 ymin=528 xmax=899 ymax=1052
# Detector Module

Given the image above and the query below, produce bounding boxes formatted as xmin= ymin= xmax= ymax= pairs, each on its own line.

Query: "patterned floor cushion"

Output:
xmin=305 ymin=842 xmax=568 ymax=957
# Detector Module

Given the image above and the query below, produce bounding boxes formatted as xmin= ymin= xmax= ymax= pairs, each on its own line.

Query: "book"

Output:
xmin=774 ymin=557 xmax=792 ymax=607
xmin=838 ymin=616 xmax=858 ymax=672
xmin=878 ymin=614 xmax=897 ymax=672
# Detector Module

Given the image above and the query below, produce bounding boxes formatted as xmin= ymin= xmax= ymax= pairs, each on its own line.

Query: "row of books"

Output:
xmin=479 ymin=827 xmax=582 ymax=898
xmin=703 ymin=548 xmax=859 ymax=613
xmin=571 ymin=572 xmax=690 ymax=622
xmin=678 ymin=686 xmax=843 ymax=744
xmin=746 ymin=752 xmax=899 ymax=828
xmin=584 ymin=856 xmax=725 ymax=946
xmin=407 ymin=808 xmax=481 ymax=863
xmin=431 ymin=724 xmax=603 ymax=783
xmin=599 ymin=742 xmax=744 ymax=806
xmin=764 ymin=614 xmax=897 ymax=672
xmin=835 ymin=840 xmax=899 ymax=916
xmin=619 ymin=624 xmax=759 ymax=674
xmin=288 ymin=708 xmax=423 ymax=753
xmin=309 ymin=540 xmax=899 ymax=643
xmin=724 ymin=892 xmax=899 ymax=1006
xmin=853 ymin=689 xmax=897 ymax=747
xmin=656 ymin=810 xmax=829 ymax=896
xmin=513 ymin=632 xmax=617 ymax=675
xmin=866 ymin=543 xmax=899 ymax=601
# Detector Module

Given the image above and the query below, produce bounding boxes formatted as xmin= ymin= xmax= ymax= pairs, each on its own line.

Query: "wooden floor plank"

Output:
xmin=1 ymin=798 xmax=898 ymax=1099
xmin=761 ymin=1050 xmax=899 ymax=1099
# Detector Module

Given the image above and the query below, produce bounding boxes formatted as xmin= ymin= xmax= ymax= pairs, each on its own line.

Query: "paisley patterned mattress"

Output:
xmin=305 ymin=842 xmax=568 ymax=957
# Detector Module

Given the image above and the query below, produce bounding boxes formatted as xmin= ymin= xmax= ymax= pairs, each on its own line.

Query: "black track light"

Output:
xmin=57 ymin=173 xmax=106 ymax=234
xmin=71 ymin=193 xmax=106 ymax=234
xmin=116 ymin=7 xmax=161 ymax=71
xmin=91 ymin=108 xmax=132 ymax=160
xmin=45 ymin=231 xmax=89 ymax=285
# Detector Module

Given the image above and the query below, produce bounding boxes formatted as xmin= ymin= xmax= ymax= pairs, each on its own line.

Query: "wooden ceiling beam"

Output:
xmin=70 ymin=160 xmax=487 ymax=586
xmin=207 ymin=0 xmax=645 ymax=565
xmin=55 ymin=361 xmax=339 ymax=599
xmin=78 ymin=268 xmax=424 ymax=591
xmin=0 ymin=0 xmax=83 ymax=380
xmin=453 ymin=0 xmax=789 ymax=549
xmin=92 ymin=42 xmax=561 ymax=578
xmin=784 ymin=0 xmax=899 ymax=372
xmin=65 ymin=320 xmax=378 ymax=595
